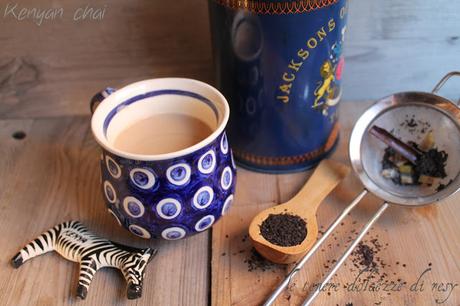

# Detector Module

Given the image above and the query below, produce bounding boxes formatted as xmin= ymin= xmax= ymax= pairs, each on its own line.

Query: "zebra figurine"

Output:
xmin=11 ymin=221 xmax=157 ymax=300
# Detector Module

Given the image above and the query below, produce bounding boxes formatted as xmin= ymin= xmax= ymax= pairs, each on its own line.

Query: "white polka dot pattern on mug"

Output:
xmin=230 ymin=151 xmax=236 ymax=170
xmin=108 ymin=208 xmax=122 ymax=226
xmin=220 ymin=133 xmax=229 ymax=154
xmin=166 ymin=163 xmax=191 ymax=186
xmin=192 ymin=186 xmax=214 ymax=209
xmin=161 ymin=227 xmax=186 ymax=240
xmin=103 ymin=181 xmax=117 ymax=204
xmin=221 ymin=194 xmax=234 ymax=216
xmin=198 ymin=150 xmax=216 ymax=174
xmin=105 ymin=155 xmax=121 ymax=179
xmin=220 ymin=166 xmax=233 ymax=190
xmin=156 ymin=198 xmax=182 ymax=219
xmin=130 ymin=167 xmax=156 ymax=189
xmin=123 ymin=196 xmax=145 ymax=218
xmin=194 ymin=215 xmax=215 ymax=232
xmin=129 ymin=224 xmax=151 ymax=239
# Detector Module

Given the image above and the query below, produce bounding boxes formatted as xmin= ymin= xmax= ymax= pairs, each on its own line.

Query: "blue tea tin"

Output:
xmin=209 ymin=0 xmax=348 ymax=172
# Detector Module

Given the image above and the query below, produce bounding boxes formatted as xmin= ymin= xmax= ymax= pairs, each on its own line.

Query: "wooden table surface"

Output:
xmin=0 ymin=102 xmax=459 ymax=306
xmin=1 ymin=1 xmax=459 ymax=305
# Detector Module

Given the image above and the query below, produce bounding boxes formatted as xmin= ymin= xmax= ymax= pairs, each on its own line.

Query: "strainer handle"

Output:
xmin=432 ymin=71 xmax=460 ymax=105
xmin=300 ymin=201 xmax=390 ymax=306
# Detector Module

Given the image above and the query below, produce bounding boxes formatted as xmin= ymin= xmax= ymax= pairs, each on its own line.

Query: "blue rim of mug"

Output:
xmin=102 ymin=89 xmax=219 ymax=137
xmin=91 ymin=78 xmax=230 ymax=161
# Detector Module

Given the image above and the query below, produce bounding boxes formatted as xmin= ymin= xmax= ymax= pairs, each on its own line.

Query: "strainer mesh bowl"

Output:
xmin=351 ymin=92 xmax=460 ymax=206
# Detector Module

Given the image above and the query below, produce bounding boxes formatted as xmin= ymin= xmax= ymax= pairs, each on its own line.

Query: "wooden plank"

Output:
xmin=211 ymin=102 xmax=460 ymax=305
xmin=2 ymin=0 xmax=460 ymax=119
xmin=0 ymin=116 xmax=209 ymax=306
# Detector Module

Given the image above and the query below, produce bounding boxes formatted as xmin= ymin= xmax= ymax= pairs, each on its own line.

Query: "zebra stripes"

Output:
xmin=11 ymin=221 xmax=157 ymax=300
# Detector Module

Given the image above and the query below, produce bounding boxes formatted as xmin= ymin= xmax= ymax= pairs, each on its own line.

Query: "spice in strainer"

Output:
xmin=370 ymin=126 xmax=448 ymax=187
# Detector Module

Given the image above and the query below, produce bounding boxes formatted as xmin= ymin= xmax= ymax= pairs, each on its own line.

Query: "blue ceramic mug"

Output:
xmin=90 ymin=78 xmax=236 ymax=240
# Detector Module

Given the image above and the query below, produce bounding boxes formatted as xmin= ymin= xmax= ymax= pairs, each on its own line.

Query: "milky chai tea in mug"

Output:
xmin=209 ymin=0 xmax=349 ymax=172
xmin=113 ymin=114 xmax=213 ymax=155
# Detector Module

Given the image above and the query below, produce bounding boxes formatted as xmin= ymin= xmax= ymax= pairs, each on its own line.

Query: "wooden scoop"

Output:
xmin=249 ymin=159 xmax=350 ymax=264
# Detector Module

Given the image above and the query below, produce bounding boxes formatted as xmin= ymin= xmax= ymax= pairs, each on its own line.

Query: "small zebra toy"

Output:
xmin=11 ymin=221 xmax=157 ymax=299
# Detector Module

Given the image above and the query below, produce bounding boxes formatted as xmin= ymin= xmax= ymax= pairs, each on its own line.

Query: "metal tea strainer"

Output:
xmin=264 ymin=71 xmax=460 ymax=306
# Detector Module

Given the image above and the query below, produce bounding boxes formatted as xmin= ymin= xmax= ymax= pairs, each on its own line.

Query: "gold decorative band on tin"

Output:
xmin=211 ymin=0 xmax=339 ymax=15
xmin=233 ymin=123 xmax=339 ymax=167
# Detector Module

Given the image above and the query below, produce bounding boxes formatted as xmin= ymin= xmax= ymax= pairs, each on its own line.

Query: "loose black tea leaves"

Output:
xmin=259 ymin=213 xmax=307 ymax=247
xmin=415 ymin=147 xmax=448 ymax=178
xmin=354 ymin=243 xmax=375 ymax=268
xmin=244 ymin=248 xmax=284 ymax=272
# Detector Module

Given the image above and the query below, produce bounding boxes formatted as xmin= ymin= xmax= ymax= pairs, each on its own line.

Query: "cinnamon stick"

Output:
xmin=369 ymin=126 xmax=420 ymax=164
